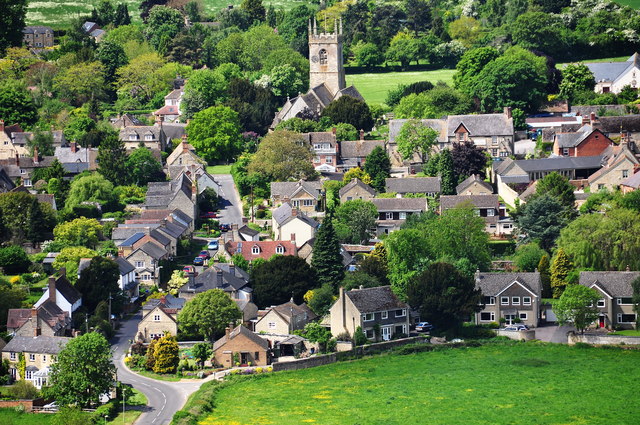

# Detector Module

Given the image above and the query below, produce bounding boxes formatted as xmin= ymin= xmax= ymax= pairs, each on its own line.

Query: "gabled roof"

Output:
xmin=225 ymin=240 xmax=297 ymax=261
xmin=115 ymin=257 xmax=135 ymax=275
xmin=118 ymin=126 xmax=165 ymax=141
xmin=120 ymin=232 xmax=146 ymax=247
xmin=584 ymin=54 xmax=639 ymax=83
xmin=456 ymin=174 xmax=493 ymax=195
xmin=579 ymin=271 xmax=640 ymax=297
xmin=339 ymin=140 xmax=385 ymax=159
xmin=440 ymin=194 xmax=498 ymax=210
xmin=180 ymin=264 xmax=251 ymax=294
xmin=621 ymin=171 xmax=640 ymax=189
xmin=131 ymin=242 xmax=168 ymax=260
xmin=143 ymin=294 xmax=185 ymax=312
xmin=388 ymin=119 xmax=446 ymax=144
xmin=2 ymin=336 xmax=71 ymax=354
xmin=271 ymin=301 xmax=317 ymax=322
xmin=212 ymin=325 xmax=268 ymax=352
xmin=345 ymin=286 xmax=408 ymax=313
xmin=52 ymin=274 xmax=81 ymax=305
xmin=371 ymin=198 xmax=427 ymax=212
xmin=272 ymin=202 xmax=293 ymax=225
xmin=475 ymin=272 xmax=542 ymax=297
xmin=238 ymin=225 xmax=260 ymax=237
xmin=270 ymin=180 xmax=322 ymax=200
xmin=339 ymin=178 xmax=376 ymax=198
xmin=446 ymin=113 xmax=513 ymax=137
xmin=280 ymin=212 xmax=319 ymax=229
xmin=495 ymin=156 xmax=604 ymax=175
xmin=385 ymin=177 xmax=441 ymax=194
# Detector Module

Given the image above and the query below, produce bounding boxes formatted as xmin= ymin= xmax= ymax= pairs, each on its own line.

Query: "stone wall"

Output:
xmin=567 ymin=332 xmax=640 ymax=345
xmin=496 ymin=329 xmax=536 ymax=341
xmin=272 ymin=353 xmax=337 ymax=372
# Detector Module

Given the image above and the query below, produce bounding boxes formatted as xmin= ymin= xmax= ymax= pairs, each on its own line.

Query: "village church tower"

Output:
xmin=308 ymin=19 xmax=346 ymax=96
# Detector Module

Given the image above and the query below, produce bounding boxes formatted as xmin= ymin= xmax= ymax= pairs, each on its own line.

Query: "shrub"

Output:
xmin=353 ymin=327 xmax=368 ymax=346
xmin=0 ymin=246 xmax=31 ymax=274
xmin=10 ymin=380 xmax=39 ymax=399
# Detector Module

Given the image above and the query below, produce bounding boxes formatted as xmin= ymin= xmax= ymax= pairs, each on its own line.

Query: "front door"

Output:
xmin=240 ymin=352 xmax=249 ymax=365
xmin=381 ymin=326 xmax=391 ymax=341
xmin=599 ymin=315 xmax=605 ymax=328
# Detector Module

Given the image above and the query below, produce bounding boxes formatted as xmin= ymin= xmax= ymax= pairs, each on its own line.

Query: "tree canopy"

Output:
xmin=247 ymin=130 xmax=315 ymax=182
xmin=186 ymin=106 xmax=244 ymax=163
xmin=395 ymin=119 xmax=438 ymax=163
xmin=76 ymin=256 xmax=123 ymax=314
xmin=364 ymin=146 xmax=391 ymax=193
xmin=553 ymin=284 xmax=600 ymax=334
xmin=311 ymin=217 xmax=345 ymax=290
xmin=251 ymin=255 xmax=318 ymax=307
xmin=334 ymin=200 xmax=378 ymax=244
xmin=178 ymin=289 xmax=242 ymax=341
xmin=321 ymin=96 xmax=373 ymax=131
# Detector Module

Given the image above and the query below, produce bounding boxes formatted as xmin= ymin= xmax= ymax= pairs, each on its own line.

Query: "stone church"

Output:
xmin=270 ymin=19 xmax=364 ymax=129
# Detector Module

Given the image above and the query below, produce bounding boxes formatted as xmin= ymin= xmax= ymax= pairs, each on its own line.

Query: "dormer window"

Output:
xmin=145 ymin=134 xmax=154 ymax=141
xmin=129 ymin=133 xmax=139 ymax=141
xmin=252 ymin=245 xmax=260 ymax=254
xmin=276 ymin=245 xmax=285 ymax=254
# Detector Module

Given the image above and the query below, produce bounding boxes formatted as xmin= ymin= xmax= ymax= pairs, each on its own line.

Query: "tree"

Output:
xmin=178 ymin=289 xmax=242 ymax=341
xmin=351 ymin=41 xmax=384 ymax=67
xmin=451 ymin=141 xmax=488 ymax=183
xmin=322 ymin=96 xmax=374 ymax=131
xmin=298 ymin=322 xmax=333 ymax=352
xmin=76 ymin=256 xmax=122 ymax=313
xmin=145 ymin=5 xmax=184 ymax=53
xmin=65 ymin=173 xmax=118 ymax=211
xmin=407 ymin=262 xmax=482 ymax=330
xmin=529 ymin=172 xmax=576 ymax=215
xmin=52 ymin=247 xmax=97 ymax=283
xmin=247 ymin=130 xmax=315 ymax=181
xmin=47 ymin=332 xmax=115 ymax=407
xmin=167 ymin=270 xmax=188 ymax=295
xmin=0 ymin=280 xmax=25 ymax=331
xmin=559 ymin=64 xmax=596 ymax=101
xmin=0 ymin=79 xmax=37 ymax=127
xmin=386 ymin=32 xmax=421 ymax=67
xmin=342 ymin=167 xmax=371 ymax=186
xmin=191 ymin=342 xmax=212 ymax=369
xmin=153 ymin=333 xmax=179 ymax=374
xmin=553 ymin=285 xmax=600 ymax=334
xmin=268 ymin=64 xmax=305 ymax=98
xmin=114 ymin=3 xmax=131 ymax=26
xmin=513 ymin=243 xmax=547 ymax=272
xmin=0 ymin=192 xmax=56 ymax=244
xmin=364 ymin=146 xmax=391 ymax=193
xmin=515 ymin=195 xmax=567 ymax=251
xmin=96 ymin=41 xmax=129 ymax=84
xmin=551 ymin=248 xmax=573 ymax=298
xmin=27 ymin=130 xmax=55 ymax=157
xmin=0 ymin=0 xmax=27 ymax=56
xmin=182 ymin=69 xmax=228 ymax=118
xmin=438 ymin=149 xmax=456 ymax=195
xmin=311 ymin=217 xmax=345 ymax=290
xmin=394 ymin=86 xmax=473 ymax=119
xmin=98 ymin=134 xmax=128 ymax=186
xmin=53 ymin=217 xmax=103 ymax=249
xmin=306 ymin=283 xmax=335 ymax=317
xmin=395 ymin=119 xmax=438 ymax=163
xmin=0 ymin=246 xmax=30 ymax=274
xmin=125 ymin=147 xmax=164 ymax=185
xmin=186 ymin=106 xmax=244 ymax=163
xmin=334 ymin=200 xmax=377 ymax=244
xmin=53 ymin=62 xmax=106 ymax=107
xmin=448 ymin=17 xmax=482 ymax=48
xmin=453 ymin=47 xmax=501 ymax=94
xmin=538 ymin=254 xmax=552 ymax=299
xmin=404 ymin=0 xmax=431 ymax=34
xmin=241 ymin=0 xmax=266 ymax=22
xmin=251 ymin=256 xmax=318 ymax=307
xmin=359 ymin=243 xmax=389 ymax=286
xmin=342 ymin=271 xmax=382 ymax=291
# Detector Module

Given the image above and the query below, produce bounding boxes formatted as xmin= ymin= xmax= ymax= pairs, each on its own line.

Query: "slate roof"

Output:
xmin=23 ymin=26 xmax=53 ymax=34
xmin=120 ymin=232 xmax=146 ymax=247
xmin=371 ymin=198 xmax=427 ymax=212
xmin=54 ymin=146 xmax=98 ymax=169
xmin=2 ymin=336 xmax=71 ymax=354
xmin=301 ymin=131 xmax=335 ymax=144
xmin=133 ymin=242 xmax=168 ymax=260
xmin=143 ymin=294 xmax=185 ymax=312
xmin=447 ymin=113 xmax=514 ymax=137
xmin=145 ymin=174 xmax=193 ymax=208
xmin=119 ymin=126 xmax=164 ymax=142
xmin=51 ymin=274 xmax=82 ymax=305
xmin=280 ymin=212 xmax=319 ymax=229
xmin=7 ymin=301 xmax=70 ymax=333
xmin=585 ymin=54 xmax=639 ymax=83
xmin=339 ymin=140 xmax=385 ymax=158
xmin=597 ymin=115 xmax=640 ymax=133
xmin=270 ymin=180 xmax=322 ymax=200
xmin=115 ymin=257 xmax=135 ymax=275
xmin=180 ymin=264 xmax=251 ymax=294
xmin=346 ymin=286 xmax=408 ymax=313
xmin=339 ymin=178 xmax=376 ymax=198
xmin=273 ymin=301 xmax=316 ymax=320
xmin=495 ymin=156 xmax=604 ymax=175
xmin=385 ymin=177 xmax=441 ymax=194
xmin=621 ymin=171 xmax=640 ymax=189
xmin=111 ymin=114 xmax=143 ymax=128
xmin=225 ymin=240 xmax=297 ymax=261
xmin=579 ymin=271 xmax=640 ymax=297
xmin=239 ymin=225 xmax=260 ymax=237
xmin=456 ymin=174 xmax=493 ymax=195
xmin=440 ymin=194 xmax=499 ymax=210
xmin=212 ymin=325 xmax=268 ymax=351
xmin=161 ymin=123 xmax=187 ymax=141
xmin=272 ymin=203 xmax=293 ymax=225
xmin=475 ymin=272 xmax=542 ymax=297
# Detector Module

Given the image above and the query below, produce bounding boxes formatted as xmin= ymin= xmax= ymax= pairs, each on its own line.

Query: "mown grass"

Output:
xmin=0 ymin=409 xmax=55 ymax=424
xmin=346 ymin=69 xmax=456 ymax=105
xmin=206 ymin=164 xmax=232 ymax=175
xmin=610 ymin=329 xmax=640 ymax=336
xmin=616 ymin=0 xmax=640 ymax=8
xmin=197 ymin=343 xmax=640 ymax=425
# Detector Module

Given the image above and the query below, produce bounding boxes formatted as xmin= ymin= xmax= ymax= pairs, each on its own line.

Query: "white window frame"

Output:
xmin=135 ymin=261 xmax=144 ymax=268
xmin=364 ymin=329 xmax=374 ymax=339
xmin=10 ymin=352 xmax=16 ymax=361
xmin=623 ymin=169 xmax=629 ymax=178
xmin=145 ymin=134 xmax=153 ymax=141
xmin=523 ymin=297 xmax=532 ymax=306
xmin=617 ymin=298 xmax=633 ymax=305
xmin=363 ymin=313 xmax=374 ymax=321
xmin=487 ymin=209 xmax=495 ymax=217
xmin=480 ymin=312 xmax=495 ymax=322
xmin=562 ymin=148 xmax=569 ymax=156
xmin=485 ymin=296 xmax=495 ymax=305
xmin=20 ymin=169 xmax=26 ymax=174
xmin=325 ymin=157 xmax=332 ymax=164
xmin=141 ymin=274 xmax=151 ymax=281
xmin=597 ymin=299 xmax=606 ymax=308
xmin=29 ymin=354 xmax=35 ymax=361
xmin=395 ymin=309 xmax=406 ymax=318
xmin=303 ymin=199 xmax=314 ymax=207
xmin=512 ymin=297 xmax=520 ymax=305
xmin=275 ymin=245 xmax=284 ymax=254
xmin=26 ymin=370 xmax=33 ymax=379
xmin=153 ymin=315 xmax=161 ymax=322
xmin=501 ymin=297 xmax=509 ymax=305
xmin=292 ymin=200 xmax=300 ymax=207
xmin=381 ymin=311 xmax=388 ymax=319
xmin=385 ymin=212 xmax=393 ymax=220
xmin=268 ymin=322 xmax=276 ymax=330
xmin=618 ymin=313 xmax=636 ymax=324
xmin=519 ymin=313 xmax=528 ymax=320
xmin=23 ymin=179 xmax=31 ymax=187
xmin=252 ymin=246 xmax=260 ymax=254
xmin=399 ymin=212 xmax=407 ymax=220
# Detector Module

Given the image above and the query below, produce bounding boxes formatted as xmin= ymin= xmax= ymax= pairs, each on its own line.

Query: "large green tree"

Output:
xmin=47 ymin=332 xmax=116 ymax=407
xmin=0 ymin=192 xmax=56 ymax=244
xmin=322 ymin=96 xmax=373 ymax=131
xmin=76 ymin=256 xmax=123 ymax=314
xmin=334 ymin=200 xmax=377 ymax=244
xmin=407 ymin=262 xmax=482 ymax=330
xmin=95 ymin=41 xmax=129 ymax=84
xmin=247 ymin=130 xmax=315 ymax=181
xmin=513 ymin=243 xmax=548 ymax=273
xmin=364 ymin=146 xmax=391 ymax=193
xmin=310 ymin=217 xmax=345 ymax=290
xmin=186 ymin=106 xmax=244 ymax=163
xmin=451 ymin=141 xmax=488 ymax=183
xmin=98 ymin=134 xmax=128 ymax=186
xmin=65 ymin=173 xmax=118 ymax=211
xmin=0 ymin=0 xmax=27 ymax=56
xmin=145 ymin=5 xmax=184 ymax=53
xmin=251 ymin=255 xmax=318 ymax=307
xmin=125 ymin=147 xmax=164 ymax=185
xmin=550 ymin=248 xmax=573 ymax=299
xmin=453 ymin=47 xmax=500 ymax=94
xmin=0 ymin=279 xmax=25 ymax=331
xmin=559 ymin=63 xmax=596 ymax=101
xmin=553 ymin=284 xmax=600 ymax=334
xmin=515 ymin=195 xmax=567 ymax=251
xmin=178 ymin=289 xmax=242 ymax=341
xmin=53 ymin=217 xmax=103 ymax=249
xmin=529 ymin=172 xmax=576 ymax=215
xmin=0 ymin=79 xmax=38 ymax=127
xmin=395 ymin=119 xmax=439 ymax=163
xmin=53 ymin=62 xmax=106 ymax=107
xmin=182 ymin=69 xmax=228 ymax=118
xmin=152 ymin=333 xmax=179 ymax=374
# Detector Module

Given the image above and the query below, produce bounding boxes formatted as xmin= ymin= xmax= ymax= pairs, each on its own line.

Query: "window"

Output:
xmin=385 ymin=212 xmax=393 ymax=220
xmin=141 ymin=274 xmax=151 ymax=281
xmin=42 ymin=355 xmax=46 ymax=362
xmin=381 ymin=311 xmax=388 ymax=319
xmin=487 ymin=209 xmax=495 ymax=217
xmin=618 ymin=313 xmax=636 ymax=323
xmin=129 ymin=134 xmax=138 ymax=141
xmin=153 ymin=315 xmax=161 ymax=322
xmin=325 ymin=157 xmax=332 ymax=164
xmin=597 ymin=299 xmax=606 ymax=308
xmin=135 ymin=261 xmax=144 ymax=268
xmin=562 ymin=148 xmax=569 ymax=156
xmin=255 ymin=351 xmax=260 ymax=361
xmin=503 ymin=224 xmax=512 ymax=229
xmin=364 ymin=329 xmax=374 ymax=339
xmin=519 ymin=313 xmax=528 ymax=320
xmin=23 ymin=179 xmax=31 ymax=187
xmin=395 ymin=309 xmax=406 ymax=318
xmin=10 ymin=352 xmax=15 ymax=361
xmin=275 ymin=245 xmax=285 ymax=254
xmin=319 ymin=49 xmax=328 ymax=65
xmin=363 ymin=313 xmax=374 ymax=321
xmin=598 ymin=184 xmax=605 ymax=190
xmin=251 ymin=246 xmax=260 ymax=254
xmin=489 ymin=224 xmax=497 ymax=229
xmin=501 ymin=297 xmax=509 ymax=305
xmin=480 ymin=312 xmax=495 ymax=321
xmin=523 ymin=297 xmax=532 ymax=305
xmin=399 ymin=212 xmax=407 ymax=220
xmin=26 ymin=370 xmax=33 ymax=379
xmin=499 ymin=151 xmax=509 ymax=157
xmin=492 ymin=149 xmax=498 ymax=157
xmin=483 ymin=296 xmax=495 ymax=305
xmin=618 ymin=298 xmax=633 ymax=305
xmin=313 ymin=144 xmax=321 ymax=150
xmin=292 ymin=200 xmax=300 ymax=207
xmin=20 ymin=169 xmax=25 ymax=174
xmin=314 ymin=156 xmax=320 ymax=163
xmin=346 ymin=197 xmax=353 ymax=201
xmin=268 ymin=322 xmax=276 ymax=329
xmin=29 ymin=354 xmax=35 ymax=361
xmin=512 ymin=297 xmax=520 ymax=305
xmin=623 ymin=169 xmax=629 ymax=178
xmin=303 ymin=199 xmax=314 ymax=207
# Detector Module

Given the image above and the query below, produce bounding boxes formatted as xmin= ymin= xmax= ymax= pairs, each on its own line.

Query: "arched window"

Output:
xmin=319 ymin=49 xmax=328 ymax=65
xmin=252 ymin=245 xmax=260 ymax=254
xmin=276 ymin=245 xmax=285 ymax=254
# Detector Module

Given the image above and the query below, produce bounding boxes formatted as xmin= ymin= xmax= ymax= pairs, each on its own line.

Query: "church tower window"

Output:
xmin=319 ymin=49 xmax=328 ymax=65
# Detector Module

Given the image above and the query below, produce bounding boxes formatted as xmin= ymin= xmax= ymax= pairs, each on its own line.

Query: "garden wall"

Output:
xmin=567 ymin=333 xmax=640 ymax=345
xmin=496 ymin=329 xmax=536 ymax=341
xmin=0 ymin=398 xmax=46 ymax=412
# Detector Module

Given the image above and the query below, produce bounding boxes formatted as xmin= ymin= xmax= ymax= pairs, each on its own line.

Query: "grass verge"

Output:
xmin=609 ymin=329 xmax=640 ymax=336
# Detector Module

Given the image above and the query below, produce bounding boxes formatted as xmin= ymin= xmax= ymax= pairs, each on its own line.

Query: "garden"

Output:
xmin=178 ymin=341 xmax=640 ymax=425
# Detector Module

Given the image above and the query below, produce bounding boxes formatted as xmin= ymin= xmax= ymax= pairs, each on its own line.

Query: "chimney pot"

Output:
xmin=290 ymin=233 xmax=296 ymax=242
xmin=332 ymin=127 xmax=337 ymax=135
xmin=48 ymin=276 xmax=56 ymax=304
xmin=33 ymin=146 xmax=39 ymax=163
xmin=359 ymin=129 xmax=364 ymax=140
xmin=70 ymin=141 xmax=77 ymax=153
xmin=504 ymin=107 xmax=512 ymax=119
xmin=590 ymin=112 xmax=596 ymax=125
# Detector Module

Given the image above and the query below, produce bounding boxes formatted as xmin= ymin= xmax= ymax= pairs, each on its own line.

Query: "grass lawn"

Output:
xmin=198 ymin=343 xmax=640 ymax=425
xmin=616 ymin=0 xmax=640 ymax=8
xmin=110 ymin=410 xmax=142 ymax=424
xmin=0 ymin=409 xmax=55 ymax=424
xmin=610 ymin=329 xmax=640 ymax=336
xmin=346 ymin=69 xmax=456 ymax=105
xmin=206 ymin=164 xmax=233 ymax=175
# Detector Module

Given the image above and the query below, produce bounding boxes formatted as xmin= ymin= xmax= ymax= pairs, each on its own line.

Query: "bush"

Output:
xmin=94 ymin=401 xmax=118 ymax=421
xmin=354 ymin=327 xmax=368 ymax=346
xmin=10 ymin=380 xmax=39 ymax=399
xmin=0 ymin=246 xmax=31 ymax=274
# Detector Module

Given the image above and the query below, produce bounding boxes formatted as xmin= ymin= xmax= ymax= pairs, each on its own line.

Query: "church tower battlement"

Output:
xmin=308 ymin=18 xmax=346 ymax=96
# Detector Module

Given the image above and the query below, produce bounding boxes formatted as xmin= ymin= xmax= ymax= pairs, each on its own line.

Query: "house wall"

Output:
xmin=13 ymin=319 xmax=58 ymax=338
xmin=137 ymin=307 xmax=178 ymax=343
xmin=611 ymin=66 xmax=639 ymax=93
xmin=34 ymin=289 xmax=74 ymax=316
xmin=477 ymin=291 xmax=539 ymax=327
xmin=280 ymin=219 xmax=315 ymax=248
xmin=330 ymin=294 xmax=361 ymax=337
xmin=212 ymin=335 xmax=268 ymax=367
xmin=290 ymin=191 xmax=317 ymax=215
xmin=169 ymin=190 xmax=196 ymax=221
xmin=459 ymin=182 xmax=493 ymax=195
xmin=495 ymin=176 xmax=521 ymax=208
xmin=126 ymin=250 xmax=159 ymax=285
xmin=553 ymin=131 xmax=611 ymax=157
xmin=255 ymin=310 xmax=290 ymax=335
xmin=2 ymin=350 xmax=56 ymax=381
xmin=589 ymin=156 xmax=637 ymax=192
xmin=340 ymin=186 xmax=375 ymax=204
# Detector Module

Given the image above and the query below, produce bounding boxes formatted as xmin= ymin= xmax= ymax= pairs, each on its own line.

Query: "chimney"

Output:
xmin=32 ymin=308 xmax=40 ymax=336
xmin=590 ymin=112 xmax=596 ymax=125
xmin=188 ymin=271 xmax=195 ymax=290
xmin=33 ymin=146 xmax=39 ymax=164
xmin=70 ymin=141 xmax=77 ymax=153
xmin=359 ymin=129 xmax=364 ymax=140
xmin=225 ymin=322 xmax=234 ymax=338
xmin=504 ymin=107 xmax=512 ymax=119
xmin=229 ymin=264 xmax=235 ymax=276
xmin=232 ymin=224 xmax=240 ymax=242
xmin=331 ymin=127 xmax=337 ymax=135
xmin=15 ymin=153 xmax=19 ymax=166
xmin=118 ymin=247 xmax=124 ymax=257
xmin=340 ymin=287 xmax=346 ymax=330
xmin=182 ymin=135 xmax=188 ymax=153
xmin=626 ymin=265 xmax=631 ymax=272
xmin=216 ymin=269 xmax=223 ymax=286
xmin=291 ymin=208 xmax=298 ymax=217
xmin=48 ymin=276 xmax=56 ymax=303
xmin=0 ymin=120 xmax=4 ymax=132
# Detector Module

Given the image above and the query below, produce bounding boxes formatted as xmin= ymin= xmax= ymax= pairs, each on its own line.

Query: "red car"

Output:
xmin=183 ymin=265 xmax=198 ymax=276
xmin=200 ymin=212 xmax=217 ymax=219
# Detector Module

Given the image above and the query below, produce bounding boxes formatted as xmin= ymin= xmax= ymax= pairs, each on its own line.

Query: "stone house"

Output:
xmin=456 ymin=174 xmax=494 ymax=195
xmin=272 ymin=203 xmax=319 ymax=248
xmin=337 ymin=138 xmax=385 ymax=172
xmin=339 ymin=178 xmax=376 ymax=203
xmin=136 ymin=295 xmax=185 ymax=343
xmin=2 ymin=336 xmax=71 ymax=388
xmin=439 ymin=194 xmax=513 ymax=235
xmin=385 ymin=177 xmax=441 ymax=197
xmin=270 ymin=180 xmax=323 ymax=215
xmin=621 ymin=169 xmax=640 ymax=193
xmin=124 ymin=242 xmax=169 ymax=285
xmin=302 ymin=131 xmax=338 ymax=172
xmin=585 ymin=53 xmax=640 ymax=94
xmin=144 ymin=174 xmax=197 ymax=221
xmin=154 ymin=85 xmax=185 ymax=122
xmin=587 ymin=142 xmax=639 ymax=192
xmin=370 ymin=198 xmax=427 ymax=236
xmin=7 ymin=303 xmax=71 ymax=337
xmin=115 ymin=257 xmax=139 ymax=302
xmin=254 ymin=300 xmax=317 ymax=335
xmin=34 ymin=271 xmax=82 ymax=317
xmin=474 ymin=272 xmax=542 ymax=327
xmin=553 ymin=124 xmax=613 ymax=157
xmin=23 ymin=26 xmax=54 ymax=48
xmin=579 ymin=271 xmax=640 ymax=329
xmin=119 ymin=124 xmax=168 ymax=151
xmin=212 ymin=324 xmax=270 ymax=367
xmin=330 ymin=286 xmax=410 ymax=341
xmin=165 ymin=138 xmax=205 ymax=169
xmin=137 ymin=208 xmax=194 ymax=233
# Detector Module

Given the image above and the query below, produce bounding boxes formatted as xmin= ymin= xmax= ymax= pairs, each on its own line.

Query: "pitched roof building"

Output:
xmin=385 ymin=177 xmax=441 ymax=197
xmin=585 ymin=53 xmax=640 ymax=94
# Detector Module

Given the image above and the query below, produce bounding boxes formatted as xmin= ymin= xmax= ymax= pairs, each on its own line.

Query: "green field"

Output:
xmin=0 ymin=409 xmax=55 ymax=425
xmin=197 ymin=343 xmax=640 ymax=425
xmin=617 ymin=0 xmax=640 ymax=8
xmin=346 ymin=69 xmax=456 ymax=105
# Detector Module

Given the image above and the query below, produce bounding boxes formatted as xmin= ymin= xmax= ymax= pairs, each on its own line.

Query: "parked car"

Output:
xmin=220 ymin=223 xmax=231 ymax=232
xmin=415 ymin=322 xmax=433 ymax=332
xmin=200 ymin=211 xmax=217 ymax=219
xmin=199 ymin=250 xmax=211 ymax=259
xmin=207 ymin=240 xmax=219 ymax=250
xmin=503 ymin=324 xmax=529 ymax=331
xmin=182 ymin=265 xmax=198 ymax=276
xmin=193 ymin=256 xmax=205 ymax=266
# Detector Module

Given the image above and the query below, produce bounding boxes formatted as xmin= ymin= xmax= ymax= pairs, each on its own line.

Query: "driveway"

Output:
xmin=111 ymin=315 xmax=206 ymax=425
xmin=535 ymin=324 xmax=576 ymax=343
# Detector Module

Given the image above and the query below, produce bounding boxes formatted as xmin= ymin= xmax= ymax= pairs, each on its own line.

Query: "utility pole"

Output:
xmin=250 ymin=184 xmax=254 ymax=223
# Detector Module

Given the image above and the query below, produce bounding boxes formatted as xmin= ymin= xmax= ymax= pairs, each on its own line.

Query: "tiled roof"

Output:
xmin=301 ymin=131 xmax=335 ymax=144
xmin=52 ymin=274 xmax=81 ymax=305
xmin=115 ymin=257 xmax=135 ymax=275
xmin=475 ymin=272 xmax=542 ymax=297
xmin=2 ymin=336 xmax=71 ymax=354
xmin=225 ymin=240 xmax=297 ymax=261
xmin=339 ymin=178 xmax=376 ymax=198
xmin=339 ymin=140 xmax=385 ymax=159
xmin=346 ymin=286 xmax=408 ymax=313
xmin=120 ymin=232 xmax=146 ymax=247
xmin=213 ymin=325 xmax=268 ymax=351
xmin=143 ymin=294 xmax=185 ymax=311
xmin=270 ymin=180 xmax=322 ymax=200
xmin=272 ymin=301 xmax=317 ymax=322
xmin=585 ymin=59 xmax=633 ymax=83
xmin=180 ymin=264 xmax=251 ymax=294
xmin=133 ymin=242 xmax=168 ymax=260
xmin=456 ymin=174 xmax=493 ymax=194
xmin=440 ymin=194 xmax=499 ymax=210
xmin=385 ymin=177 xmax=441 ymax=194
xmin=579 ymin=271 xmax=640 ymax=297
xmin=621 ymin=171 xmax=640 ymax=189
xmin=447 ymin=113 xmax=513 ymax=137
xmin=371 ymin=198 xmax=426 ymax=212
xmin=239 ymin=225 xmax=260 ymax=237
xmin=272 ymin=203 xmax=293 ymax=225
